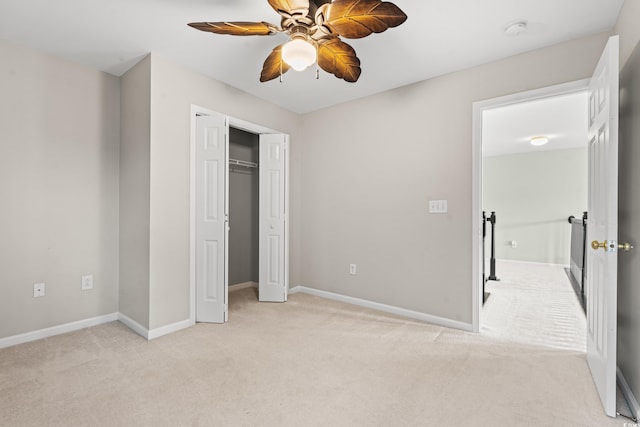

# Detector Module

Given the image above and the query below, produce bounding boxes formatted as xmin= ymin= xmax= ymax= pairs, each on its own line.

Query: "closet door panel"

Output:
xmin=259 ymin=134 xmax=288 ymax=302
xmin=195 ymin=114 xmax=228 ymax=322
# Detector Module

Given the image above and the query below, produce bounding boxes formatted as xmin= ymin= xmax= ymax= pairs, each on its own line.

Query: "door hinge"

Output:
xmin=224 ymin=303 xmax=228 ymax=312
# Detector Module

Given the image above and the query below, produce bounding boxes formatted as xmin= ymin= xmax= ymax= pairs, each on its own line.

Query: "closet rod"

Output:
xmin=229 ymin=158 xmax=258 ymax=168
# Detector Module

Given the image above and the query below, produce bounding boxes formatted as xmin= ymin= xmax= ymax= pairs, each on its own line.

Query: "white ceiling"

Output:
xmin=482 ymin=92 xmax=588 ymax=157
xmin=0 ymin=0 xmax=624 ymax=114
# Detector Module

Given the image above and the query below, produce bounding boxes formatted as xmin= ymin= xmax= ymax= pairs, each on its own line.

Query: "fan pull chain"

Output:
xmin=316 ymin=67 xmax=319 ymax=80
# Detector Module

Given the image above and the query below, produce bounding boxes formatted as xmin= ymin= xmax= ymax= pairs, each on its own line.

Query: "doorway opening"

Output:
xmin=189 ymin=106 xmax=290 ymax=325
xmin=479 ymin=90 xmax=589 ymax=352
xmin=472 ymin=80 xmax=589 ymax=342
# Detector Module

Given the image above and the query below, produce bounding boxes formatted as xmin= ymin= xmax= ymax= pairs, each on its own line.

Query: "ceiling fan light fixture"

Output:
xmin=188 ymin=0 xmax=407 ymax=82
xmin=281 ymin=35 xmax=316 ymax=72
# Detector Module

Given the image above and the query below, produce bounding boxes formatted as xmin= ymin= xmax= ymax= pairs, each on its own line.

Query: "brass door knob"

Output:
xmin=591 ymin=240 xmax=634 ymax=252
xmin=619 ymin=242 xmax=634 ymax=252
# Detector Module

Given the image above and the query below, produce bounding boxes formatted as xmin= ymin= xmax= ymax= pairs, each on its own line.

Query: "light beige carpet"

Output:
xmin=482 ymin=261 xmax=586 ymax=352
xmin=0 ymin=287 xmax=621 ymax=426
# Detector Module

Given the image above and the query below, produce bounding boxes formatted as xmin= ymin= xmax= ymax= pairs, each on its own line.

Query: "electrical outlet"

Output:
xmin=33 ymin=283 xmax=45 ymax=298
xmin=81 ymin=274 xmax=93 ymax=291
xmin=349 ymin=264 xmax=357 ymax=275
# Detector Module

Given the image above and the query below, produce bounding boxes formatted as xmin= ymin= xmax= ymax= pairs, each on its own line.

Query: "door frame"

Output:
xmin=471 ymin=79 xmax=590 ymax=333
xmin=189 ymin=104 xmax=289 ymax=324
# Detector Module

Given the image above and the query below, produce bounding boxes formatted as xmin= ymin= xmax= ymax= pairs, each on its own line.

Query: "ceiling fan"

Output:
xmin=188 ymin=0 xmax=407 ymax=83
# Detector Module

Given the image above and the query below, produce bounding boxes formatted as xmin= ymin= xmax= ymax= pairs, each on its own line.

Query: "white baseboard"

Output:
xmin=289 ymin=286 xmax=473 ymax=332
xmin=148 ymin=318 xmax=194 ymax=340
xmin=494 ymin=258 xmax=570 ymax=269
xmin=0 ymin=313 xmax=119 ymax=349
xmin=2 ymin=285 xmax=473 ymax=347
xmin=117 ymin=313 xmax=194 ymax=340
xmin=117 ymin=313 xmax=150 ymax=339
xmin=0 ymin=311 xmax=195 ymax=349
xmin=618 ymin=367 xmax=640 ymax=420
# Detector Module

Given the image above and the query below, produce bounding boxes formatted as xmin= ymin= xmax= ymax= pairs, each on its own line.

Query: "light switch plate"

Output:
xmin=429 ymin=199 xmax=448 ymax=214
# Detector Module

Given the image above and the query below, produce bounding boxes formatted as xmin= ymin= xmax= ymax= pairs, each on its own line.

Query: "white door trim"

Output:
xmin=470 ymin=79 xmax=590 ymax=333
xmin=189 ymin=105 xmax=288 ymax=324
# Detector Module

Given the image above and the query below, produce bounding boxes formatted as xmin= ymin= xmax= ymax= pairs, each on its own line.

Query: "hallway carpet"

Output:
xmin=1 ymin=287 xmax=620 ymax=426
xmin=482 ymin=261 xmax=586 ymax=352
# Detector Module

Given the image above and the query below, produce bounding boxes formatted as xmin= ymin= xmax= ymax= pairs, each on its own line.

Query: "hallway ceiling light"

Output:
xmin=530 ymin=136 xmax=549 ymax=146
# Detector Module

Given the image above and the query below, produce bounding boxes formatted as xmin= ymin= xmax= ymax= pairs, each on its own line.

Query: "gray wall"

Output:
xmin=147 ymin=54 xmax=300 ymax=329
xmin=119 ymin=55 xmax=151 ymax=328
xmin=618 ymin=36 xmax=640 ymax=414
xmin=228 ymin=128 xmax=259 ymax=285
xmin=298 ymin=33 xmax=608 ymax=324
xmin=115 ymin=53 xmax=300 ymax=331
xmin=0 ymin=38 xmax=120 ymax=338
xmin=616 ymin=0 xmax=640 ymax=66
xmin=483 ymin=148 xmax=587 ymax=265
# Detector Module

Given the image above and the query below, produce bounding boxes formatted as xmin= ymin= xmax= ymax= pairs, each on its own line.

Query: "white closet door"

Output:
xmin=259 ymin=134 xmax=288 ymax=302
xmin=586 ymin=35 xmax=619 ymax=418
xmin=195 ymin=114 xmax=228 ymax=322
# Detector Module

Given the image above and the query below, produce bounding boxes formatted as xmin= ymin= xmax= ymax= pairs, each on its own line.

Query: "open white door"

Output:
xmin=586 ymin=35 xmax=619 ymax=417
xmin=259 ymin=134 xmax=289 ymax=302
xmin=195 ymin=114 xmax=228 ymax=322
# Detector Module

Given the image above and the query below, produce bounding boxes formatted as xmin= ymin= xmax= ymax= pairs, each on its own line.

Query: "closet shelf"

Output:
xmin=229 ymin=158 xmax=258 ymax=169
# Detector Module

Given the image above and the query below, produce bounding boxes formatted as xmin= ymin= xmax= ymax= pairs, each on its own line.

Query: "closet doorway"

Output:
xmin=190 ymin=106 xmax=289 ymax=324
xmin=228 ymin=128 xmax=260 ymax=295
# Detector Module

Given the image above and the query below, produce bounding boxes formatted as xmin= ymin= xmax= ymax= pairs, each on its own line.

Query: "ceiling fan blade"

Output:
xmin=260 ymin=45 xmax=291 ymax=82
xmin=188 ymin=22 xmax=278 ymax=36
xmin=324 ymin=0 xmax=407 ymax=39
xmin=267 ymin=0 xmax=310 ymax=16
xmin=317 ymin=38 xmax=361 ymax=82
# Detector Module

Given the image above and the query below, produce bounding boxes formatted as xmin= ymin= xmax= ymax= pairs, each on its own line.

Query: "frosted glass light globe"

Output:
xmin=282 ymin=38 xmax=316 ymax=71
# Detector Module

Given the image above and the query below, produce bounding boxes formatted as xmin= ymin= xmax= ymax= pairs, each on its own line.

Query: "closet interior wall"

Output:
xmin=228 ymin=127 xmax=260 ymax=287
